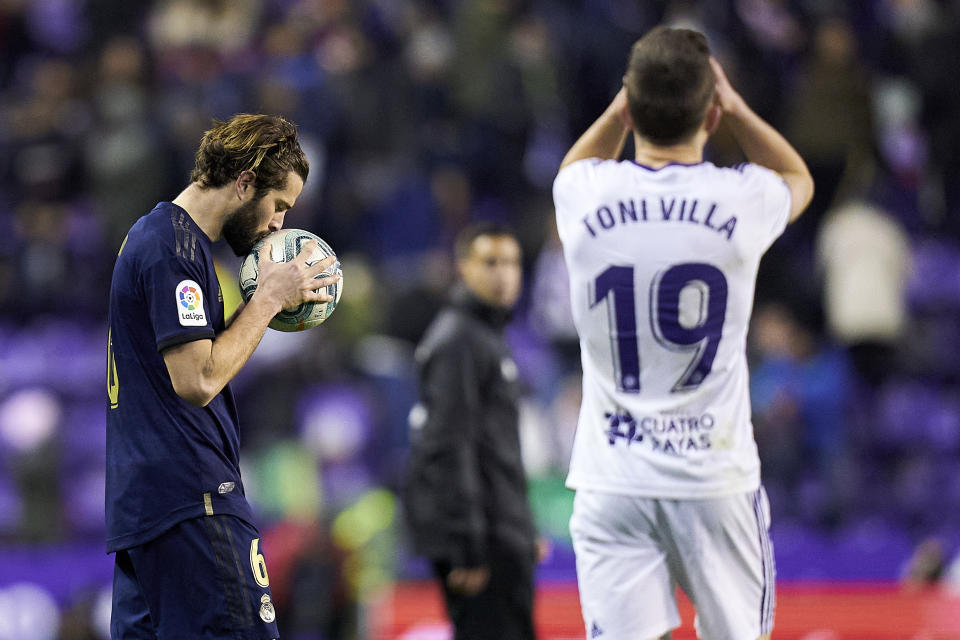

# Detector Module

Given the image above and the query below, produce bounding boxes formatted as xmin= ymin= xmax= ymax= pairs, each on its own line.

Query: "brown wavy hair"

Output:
xmin=190 ymin=113 xmax=309 ymax=197
xmin=624 ymin=27 xmax=715 ymax=146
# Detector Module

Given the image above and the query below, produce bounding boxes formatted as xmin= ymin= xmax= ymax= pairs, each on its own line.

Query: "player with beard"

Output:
xmin=106 ymin=114 xmax=338 ymax=640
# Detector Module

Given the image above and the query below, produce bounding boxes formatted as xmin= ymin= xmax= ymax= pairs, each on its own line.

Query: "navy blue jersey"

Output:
xmin=106 ymin=202 xmax=254 ymax=552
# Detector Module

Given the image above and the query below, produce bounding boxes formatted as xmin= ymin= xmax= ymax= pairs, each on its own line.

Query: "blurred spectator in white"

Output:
xmin=147 ymin=0 xmax=261 ymax=57
xmin=817 ymin=198 xmax=911 ymax=386
xmin=0 ymin=388 xmax=62 ymax=541
xmin=0 ymin=583 xmax=60 ymax=640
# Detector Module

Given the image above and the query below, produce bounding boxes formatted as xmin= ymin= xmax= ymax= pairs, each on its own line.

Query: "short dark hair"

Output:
xmin=190 ymin=113 xmax=309 ymax=197
xmin=454 ymin=222 xmax=518 ymax=261
xmin=624 ymin=27 xmax=714 ymax=146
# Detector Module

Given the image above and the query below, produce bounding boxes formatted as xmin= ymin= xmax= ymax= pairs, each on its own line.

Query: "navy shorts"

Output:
xmin=111 ymin=515 xmax=280 ymax=640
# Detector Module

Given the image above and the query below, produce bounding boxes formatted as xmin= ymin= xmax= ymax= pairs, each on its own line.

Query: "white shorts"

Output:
xmin=569 ymin=487 xmax=774 ymax=640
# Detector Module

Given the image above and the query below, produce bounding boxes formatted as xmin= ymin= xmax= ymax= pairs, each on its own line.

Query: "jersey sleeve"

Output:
xmin=140 ymin=248 xmax=216 ymax=352
xmin=742 ymin=163 xmax=792 ymax=252
xmin=553 ymin=159 xmax=608 ymax=238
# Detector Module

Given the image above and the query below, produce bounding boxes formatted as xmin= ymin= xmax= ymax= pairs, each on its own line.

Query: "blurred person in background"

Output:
xmin=760 ymin=16 xmax=875 ymax=317
xmin=105 ymin=113 xmax=339 ymax=640
xmin=785 ymin=17 xmax=874 ymax=230
xmin=552 ymin=27 xmax=812 ymax=640
xmin=817 ymin=196 xmax=911 ymax=388
xmin=86 ymin=35 xmax=167 ymax=255
xmin=404 ymin=222 xmax=539 ymax=640
xmin=750 ymin=302 xmax=855 ymax=528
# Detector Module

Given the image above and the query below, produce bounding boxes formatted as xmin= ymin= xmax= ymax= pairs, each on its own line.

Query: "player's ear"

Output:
xmin=235 ymin=170 xmax=257 ymax=201
xmin=703 ymin=103 xmax=722 ymax=136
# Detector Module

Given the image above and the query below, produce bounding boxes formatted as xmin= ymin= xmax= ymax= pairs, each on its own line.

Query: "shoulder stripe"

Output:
xmin=171 ymin=210 xmax=199 ymax=262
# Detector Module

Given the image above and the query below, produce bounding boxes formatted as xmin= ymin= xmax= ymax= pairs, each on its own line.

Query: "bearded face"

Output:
xmin=222 ymin=195 xmax=270 ymax=256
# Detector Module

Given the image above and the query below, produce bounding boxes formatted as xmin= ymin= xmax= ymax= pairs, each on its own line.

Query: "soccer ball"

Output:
xmin=238 ymin=229 xmax=343 ymax=332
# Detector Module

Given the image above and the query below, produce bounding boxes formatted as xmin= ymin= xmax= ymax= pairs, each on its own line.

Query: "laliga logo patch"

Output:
xmin=259 ymin=594 xmax=276 ymax=623
xmin=176 ymin=280 xmax=207 ymax=326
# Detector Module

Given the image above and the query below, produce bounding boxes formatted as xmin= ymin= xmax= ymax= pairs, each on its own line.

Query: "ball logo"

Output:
xmin=175 ymin=279 xmax=207 ymax=326
xmin=179 ymin=285 xmax=200 ymax=310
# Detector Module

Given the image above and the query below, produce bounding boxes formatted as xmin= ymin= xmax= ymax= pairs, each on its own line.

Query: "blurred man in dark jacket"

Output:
xmin=405 ymin=222 xmax=538 ymax=640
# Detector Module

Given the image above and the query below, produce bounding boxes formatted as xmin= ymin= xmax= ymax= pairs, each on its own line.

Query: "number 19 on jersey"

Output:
xmin=590 ymin=262 xmax=728 ymax=394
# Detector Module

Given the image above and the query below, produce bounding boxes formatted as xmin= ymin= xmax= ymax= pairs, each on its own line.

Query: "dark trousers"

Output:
xmin=433 ymin=546 xmax=536 ymax=640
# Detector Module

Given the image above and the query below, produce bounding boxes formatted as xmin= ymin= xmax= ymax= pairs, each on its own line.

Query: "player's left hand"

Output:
xmin=609 ymin=86 xmax=632 ymax=129
xmin=710 ymin=57 xmax=746 ymax=116
xmin=254 ymin=240 xmax=339 ymax=312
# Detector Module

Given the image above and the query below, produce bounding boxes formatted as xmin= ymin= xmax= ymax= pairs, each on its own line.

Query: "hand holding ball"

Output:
xmin=239 ymin=229 xmax=343 ymax=331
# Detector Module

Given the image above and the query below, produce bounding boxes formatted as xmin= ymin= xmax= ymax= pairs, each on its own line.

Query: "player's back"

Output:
xmin=553 ymin=159 xmax=790 ymax=498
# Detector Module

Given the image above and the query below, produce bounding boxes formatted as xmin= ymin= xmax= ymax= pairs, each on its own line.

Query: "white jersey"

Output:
xmin=553 ymin=159 xmax=791 ymax=499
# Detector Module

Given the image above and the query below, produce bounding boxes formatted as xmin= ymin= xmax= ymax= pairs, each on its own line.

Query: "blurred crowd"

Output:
xmin=1 ymin=0 xmax=960 ymax=637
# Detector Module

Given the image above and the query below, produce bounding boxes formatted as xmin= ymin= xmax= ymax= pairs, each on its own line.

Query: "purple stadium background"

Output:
xmin=1 ymin=0 xmax=959 ymax=638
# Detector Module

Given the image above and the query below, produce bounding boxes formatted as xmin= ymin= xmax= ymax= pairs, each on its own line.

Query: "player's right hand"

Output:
xmin=446 ymin=566 xmax=490 ymax=595
xmin=255 ymin=240 xmax=340 ymax=312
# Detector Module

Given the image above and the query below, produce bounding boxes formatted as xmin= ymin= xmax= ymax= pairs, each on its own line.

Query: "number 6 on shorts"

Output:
xmin=249 ymin=538 xmax=270 ymax=587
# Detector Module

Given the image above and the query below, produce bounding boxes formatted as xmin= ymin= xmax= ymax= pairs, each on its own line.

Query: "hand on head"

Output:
xmin=611 ymin=86 xmax=632 ymax=129
xmin=709 ymin=57 xmax=745 ymax=115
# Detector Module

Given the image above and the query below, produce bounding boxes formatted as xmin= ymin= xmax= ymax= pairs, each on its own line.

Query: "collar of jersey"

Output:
xmin=628 ymin=160 xmax=709 ymax=171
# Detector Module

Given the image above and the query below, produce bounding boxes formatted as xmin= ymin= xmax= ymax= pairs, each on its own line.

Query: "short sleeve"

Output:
xmin=141 ymin=250 xmax=216 ymax=352
xmin=553 ymin=159 xmax=608 ymax=239
xmin=742 ymin=163 xmax=792 ymax=252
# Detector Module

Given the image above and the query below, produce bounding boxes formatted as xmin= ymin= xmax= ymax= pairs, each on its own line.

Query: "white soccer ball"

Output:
xmin=239 ymin=229 xmax=343 ymax=332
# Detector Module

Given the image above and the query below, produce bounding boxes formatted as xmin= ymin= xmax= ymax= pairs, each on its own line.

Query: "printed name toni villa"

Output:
xmin=581 ymin=197 xmax=737 ymax=240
